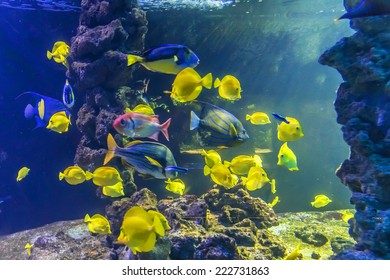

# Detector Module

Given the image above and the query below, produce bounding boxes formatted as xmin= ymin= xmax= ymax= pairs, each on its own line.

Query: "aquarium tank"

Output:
xmin=0 ymin=0 xmax=389 ymax=260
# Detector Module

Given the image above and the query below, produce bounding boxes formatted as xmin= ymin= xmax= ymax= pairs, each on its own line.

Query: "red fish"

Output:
xmin=113 ymin=112 xmax=171 ymax=141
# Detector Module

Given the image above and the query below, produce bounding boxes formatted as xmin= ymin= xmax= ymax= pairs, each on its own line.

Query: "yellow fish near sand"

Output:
xmin=268 ymin=196 xmax=280 ymax=208
xmin=311 ymin=194 xmax=332 ymax=208
xmin=284 ymin=243 xmax=301 ymax=260
xmin=204 ymin=162 xmax=238 ymax=189
xmin=342 ymin=211 xmax=354 ymax=223
xmin=117 ymin=206 xmax=166 ymax=254
xmin=246 ymin=112 xmax=271 ymax=125
xmin=277 ymin=117 xmax=304 ymax=141
xmin=166 ymin=67 xmax=212 ymax=103
xmin=148 ymin=210 xmax=171 ymax=231
xmin=224 ymin=154 xmax=262 ymax=175
xmin=17 ymin=167 xmax=30 ymax=182
xmin=25 ymin=242 xmax=34 ymax=256
xmin=90 ymin=166 xmax=123 ymax=187
xmin=214 ymin=75 xmax=242 ymax=101
xmin=59 ymin=166 xmax=93 ymax=185
xmin=84 ymin=213 xmax=112 ymax=235
xmin=46 ymin=111 xmax=71 ymax=133
xmin=47 ymin=41 xmax=70 ymax=68
xmin=102 ymin=182 xmax=125 ymax=198
xmin=241 ymin=166 xmax=270 ymax=191
xmin=277 ymin=142 xmax=299 ymax=171
xmin=165 ymin=178 xmax=186 ymax=195
xmin=125 ymin=104 xmax=155 ymax=115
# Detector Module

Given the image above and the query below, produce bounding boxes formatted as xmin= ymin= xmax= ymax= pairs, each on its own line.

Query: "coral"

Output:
xmin=319 ymin=0 xmax=390 ymax=259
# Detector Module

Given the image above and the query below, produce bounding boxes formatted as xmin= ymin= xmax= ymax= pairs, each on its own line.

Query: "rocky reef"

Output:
xmin=0 ymin=185 xmax=354 ymax=260
xmin=69 ymin=0 xmax=148 ymax=179
xmin=319 ymin=0 xmax=390 ymax=259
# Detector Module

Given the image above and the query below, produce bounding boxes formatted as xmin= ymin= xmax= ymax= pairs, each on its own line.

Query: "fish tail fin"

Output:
xmin=241 ymin=176 xmax=247 ymax=185
xmin=85 ymin=171 xmax=94 ymax=180
xmin=190 ymin=111 xmax=200 ymax=130
xmin=104 ymin=134 xmax=118 ymax=165
xmin=24 ymin=104 xmax=35 ymax=119
xmin=165 ymin=166 xmax=188 ymax=174
xmin=201 ymin=73 xmax=213 ymax=89
xmin=153 ymin=215 xmax=165 ymax=237
xmin=59 ymin=172 xmax=65 ymax=181
xmin=201 ymin=149 xmax=207 ymax=156
xmin=245 ymin=114 xmax=251 ymax=121
xmin=127 ymin=54 xmax=144 ymax=67
xmin=83 ymin=214 xmax=91 ymax=223
xmin=214 ymin=77 xmax=221 ymax=88
xmin=46 ymin=50 xmax=52 ymax=60
xmin=160 ymin=118 xmax=171 ymax=141
xmin=223 ymin=160 xmax=231 ymax=167
xmin=253 ymin=155 xmax=262 ymax=167
xmin=204 ymin=165 xmax=211 ymax=176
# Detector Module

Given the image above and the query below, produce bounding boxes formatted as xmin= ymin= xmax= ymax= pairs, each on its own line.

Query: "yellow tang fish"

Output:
xmin=277 ymin=117 xmax=304 ymax=142
xmin=102 ymin=182 xmax=125 ymax=198
xmin=246 ymin=112 xmax=271 ymax=125
xmin=17 ymin=167 xmax=30 ymax=182
xmin=201 ymin=149 xmax=222 ymax=168
xmin=270 ymin=179 xmax=277 ymax=194
xmin=84 ymin=213 xmax=112 ymax=235
xmin=46 ymin=111 xmax=71 ymax=133
xmin=91 ymin=166 xmax=123 ymax=187
xmin=284 ymin=243 xmax=301 ymax=260
xmin=47 ymin=41 xmax=70 ymax=68
xmin=25 ymin=242 xmax=34 ymax=256
xmin=224 ymin=154 xmax=262 ymax=175
xmin=268 ymin=196 xmax=280 ymax=208
xmin=214 ymin=75 xmax=242 ymax=101
xmin=118 ymin=206 xmax=165 ymax=254
xmin=167 ymin=67 xmax=212 ymax=103
xmin=125 ymin=104 xmax=155 ymax=115
xmin=59 ymin=166 xmax=93 ymax=185
xmin=311 ymin=194 xmax=332 ymax=208
xmin=165 ymin=178 xmax=186 ymax=195
xmin=204 ymin=163 xmax=238 ymax=189
xmin=342 ymin=211 xmax=354 ymax=222
xmin=148 ymin=210 xmax=171 ymax=231
xmin=277 ymin=142 xmax=299 ymax=171
xmin=241 ymin=166 xmax=270 ymax=191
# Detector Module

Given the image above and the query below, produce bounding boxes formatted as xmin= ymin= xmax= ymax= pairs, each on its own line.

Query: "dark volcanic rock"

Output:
xmin=193 ymin=234 xmax=238 ymax=260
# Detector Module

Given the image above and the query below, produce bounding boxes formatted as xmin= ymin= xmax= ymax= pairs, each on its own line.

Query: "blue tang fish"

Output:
xmin=17 ymin=92 xmax=70 ymax=129
xmin=127 ymin=44 xmax=199 ymax=75
xmin=63 ymin=79 xmax=74 ymax=109
xmin=104 ymin=134 xmax=187 ymax=179
xmin=337 ymin=0 xmax=390 ymax=20
xmin=272 ymin=112 xmax=290 ymax=124
xmin=190 ymin=102 xmax=249 ymax=147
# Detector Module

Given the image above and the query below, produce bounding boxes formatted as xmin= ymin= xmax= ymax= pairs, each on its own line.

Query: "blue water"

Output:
xmin=0 ymin=0 xmax=353 ymax=235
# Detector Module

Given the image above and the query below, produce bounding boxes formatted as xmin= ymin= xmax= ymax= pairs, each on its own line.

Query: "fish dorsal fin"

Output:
xmin=124 ymin=140 xmax=143 ymax=148
xmin=145 ymin=156 xmax=163 ymax=168
xmin=229 ymin=123 xmax=238 ymax=137
xmin=124 ymin=206 xmax=151 ymax=222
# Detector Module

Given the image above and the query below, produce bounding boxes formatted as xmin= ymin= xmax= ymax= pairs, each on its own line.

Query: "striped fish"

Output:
xmin=190 ymin=103 xmax=249 ymax=147
xmin=104 ymin=134 xmax=187 ymax=179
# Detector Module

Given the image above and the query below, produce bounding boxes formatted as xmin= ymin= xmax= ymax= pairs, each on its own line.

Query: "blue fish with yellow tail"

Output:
xmin=104 ymin=134 xmax=187 ymax=179
xmin=337 ymin=0 xmax=390 ymax=20
xmin=16 ymin=92 xmax=70 ymax=129
xmin=272 ymin=112 xmax=290 ymax=124
xmin=190 ymin=102 xmax=249 ymax=148
xmin=62 ymin=79 xmax=74 ymax=109
xmin=127 ymin=44 xmax=199 ymax=75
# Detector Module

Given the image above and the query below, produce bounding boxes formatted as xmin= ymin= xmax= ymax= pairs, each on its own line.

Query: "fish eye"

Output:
xmin=280 ymin=155 xmax=284 ymax=158
xmin=120 ymin=119 xmax=126 ymax=126
xmin=296 ymin=127 xmax=300 ymax=130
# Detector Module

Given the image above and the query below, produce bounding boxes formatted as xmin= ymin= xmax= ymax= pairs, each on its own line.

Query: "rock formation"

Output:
xmin=319 ymin=0 xmax=390 ymax=259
